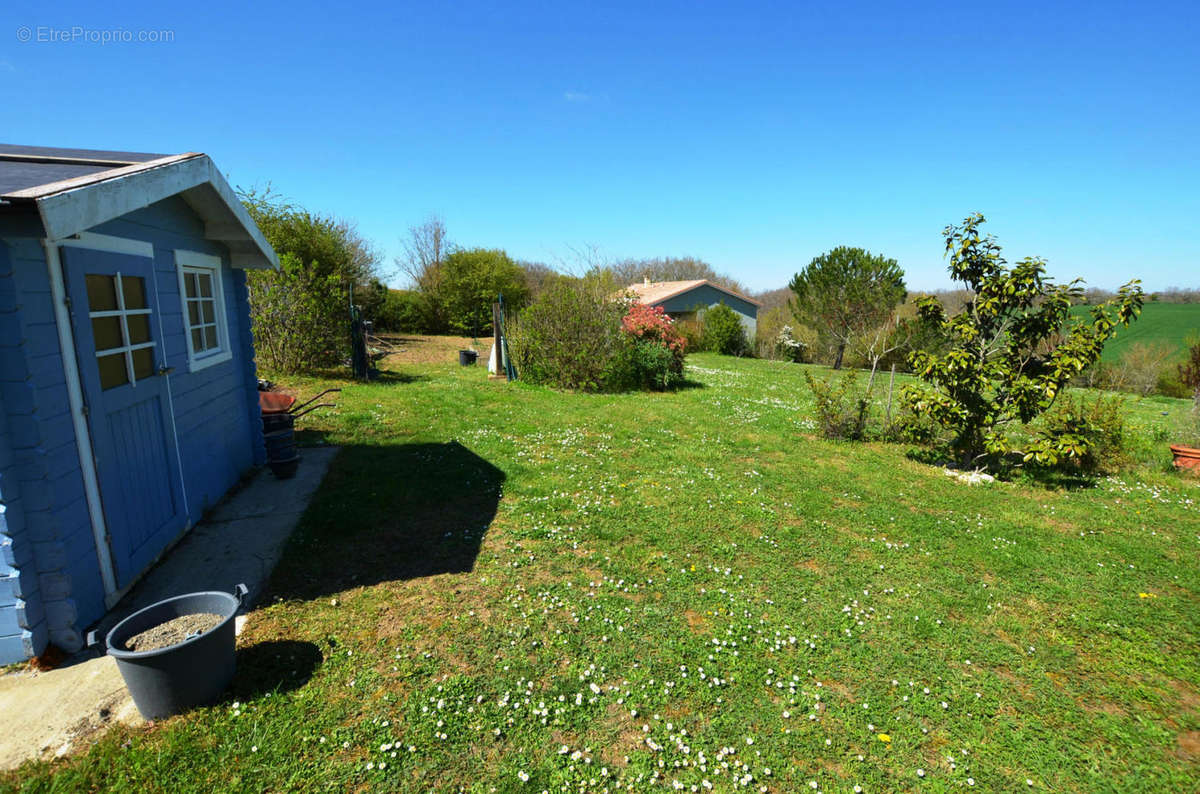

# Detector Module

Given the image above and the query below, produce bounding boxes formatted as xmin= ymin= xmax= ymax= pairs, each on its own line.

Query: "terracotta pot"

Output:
xmin=1169 ymin=444 xmax=1200 ymax=473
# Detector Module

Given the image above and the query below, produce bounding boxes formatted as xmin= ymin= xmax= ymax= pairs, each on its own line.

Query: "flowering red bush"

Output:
xmin=622 ymin=303 xmax=687 ymax=354
xmin=617 ymin=303 xmax=688 ymax=389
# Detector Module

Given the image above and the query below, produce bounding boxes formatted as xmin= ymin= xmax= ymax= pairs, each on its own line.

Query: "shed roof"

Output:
xmin=624 ymin=279 xmax=762 ymax=307
xmin=0 ymin=144 xmax=278 ymax=270
xmin=0 ymin=144 xmax=169 ymax=194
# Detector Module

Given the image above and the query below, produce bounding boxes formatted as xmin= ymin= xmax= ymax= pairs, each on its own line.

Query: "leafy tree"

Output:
xmin=372 ymin=288 xmax=429 ymax=332
xmin=440 ymin=248 xmax=530 ymax=337
xmin=700 ymin=302 xmax=749 ymax=355
xmin=903 ymin=213 xmax=1143 ymax=469
xmin=240 ymin=187 xmax=381 ymax=373
xmin=788 ymin=247 xmax=906 ymax=369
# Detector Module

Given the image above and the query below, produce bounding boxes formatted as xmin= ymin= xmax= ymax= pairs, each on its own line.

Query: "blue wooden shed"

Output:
xmin=625 ymin=278 xmax=761 ymax=337
xmin=0 ymin=145 xmax=278 ymax=663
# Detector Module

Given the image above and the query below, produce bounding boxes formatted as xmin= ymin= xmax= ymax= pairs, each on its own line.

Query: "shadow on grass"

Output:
xmin=366 ymin=370 xmax=427 ymax=385
xmin=903 ymin=446 xmax=1104 ymax=491
xmin=263 ymin=442 xmax=504 ymax=601
xmin=229 ymin=640 xmax=323 ymax=700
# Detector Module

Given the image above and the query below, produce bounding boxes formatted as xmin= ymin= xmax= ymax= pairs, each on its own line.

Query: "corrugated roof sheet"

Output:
xmin=0 ymin=143 xmax=168 ymax=196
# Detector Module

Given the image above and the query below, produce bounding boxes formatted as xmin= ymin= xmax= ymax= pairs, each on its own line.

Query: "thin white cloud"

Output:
xmin=563 ymin=91 xmax=591 ymax=103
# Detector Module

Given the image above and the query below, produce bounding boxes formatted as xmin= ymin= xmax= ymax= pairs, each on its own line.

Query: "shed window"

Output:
xmin=175 ymin=250 xmax=232 ymax=371
xmin=84 ymin=273 xmax=156 ymax=390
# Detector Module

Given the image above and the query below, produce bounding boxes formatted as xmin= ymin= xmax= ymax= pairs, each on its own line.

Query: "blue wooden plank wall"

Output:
xmin=0 ymin=195 xmax=264 ymax=663
xmin=656 ymin=284 xmax=759 ymax=336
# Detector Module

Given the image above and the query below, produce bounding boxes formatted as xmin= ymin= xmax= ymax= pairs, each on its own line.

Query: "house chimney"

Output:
xmin=644 ymin=276 xmax=650 ymax=286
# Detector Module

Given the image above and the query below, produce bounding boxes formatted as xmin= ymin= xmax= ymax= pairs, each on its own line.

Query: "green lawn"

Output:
xmin=1071 ymin=302 xmax=1200 ymax=363
xmin=6 ymin=349 xmax=1199 ymax=793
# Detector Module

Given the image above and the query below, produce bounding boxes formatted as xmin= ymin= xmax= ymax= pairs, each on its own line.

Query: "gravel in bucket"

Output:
xmin=124 ymin=613 xmax=224 ymax=652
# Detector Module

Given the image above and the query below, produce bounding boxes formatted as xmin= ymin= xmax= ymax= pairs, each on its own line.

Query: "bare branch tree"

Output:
xmin=398 ymin=216 xmax=450 ymax=293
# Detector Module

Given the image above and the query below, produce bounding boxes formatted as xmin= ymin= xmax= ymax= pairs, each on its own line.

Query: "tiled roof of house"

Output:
xmin=624 ymin=279 xmax=762 ymax=307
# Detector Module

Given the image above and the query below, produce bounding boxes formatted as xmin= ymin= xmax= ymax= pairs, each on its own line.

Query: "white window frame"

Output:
xmin=174 ymin=249 xmax=232 ymax=371
xmin=87 ymin=270 xmax=157 ymax=388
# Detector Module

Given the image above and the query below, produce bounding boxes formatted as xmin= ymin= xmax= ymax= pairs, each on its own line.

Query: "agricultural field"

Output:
xmin=5 ymin=347 xmax=1198 ymax=793
xmin=1070 ymin=302 xmax=1200 ymax=363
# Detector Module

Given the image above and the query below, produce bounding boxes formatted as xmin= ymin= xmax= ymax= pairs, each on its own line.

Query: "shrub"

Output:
xmin=1156 ymin=368 xmax=1193 ymax=399
xmin=507 ymin=276 xmax=627 ymax=391
xmin=616 ymin=304 xmax=687 ymax=389
xmin=774 ymin=325 xmax=808 ymax=363
xmin=1110 ymin=341 xmax=1177 ymax=396
xmin=609 ymin=339 xmax=683 ymax=391
xmin=675 ymin=312 xmax=705 ymax=353
xmin=1025 ymin=393 xmax=1128 ymax=475
xmin=804 ymin=371 xmax=869 ymax=440
xmin=701 ymin=303 xmax=749 ymax=356
xmin=373 ymin=289 xmax=429 ymax=333
xmin=508 ymin=279 xmax=689 ymax=393
xmin=1179 ymin=340 xmax=1200 ymax=398
xmin=246 ymin=252 xmax=348 ymax=373
xmin=241 ymin=189 xmax=381 ymax=374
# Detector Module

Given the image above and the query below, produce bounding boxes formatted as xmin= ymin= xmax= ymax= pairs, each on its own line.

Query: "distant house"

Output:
xmin=624 ymin=278 xmax=761 ymax=336
xmin=0 ymin=144 xmax=278 ymax=663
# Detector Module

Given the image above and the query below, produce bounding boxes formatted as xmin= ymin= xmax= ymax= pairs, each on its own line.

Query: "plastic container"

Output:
xmin=459 ymin=349 xmax=478 ymax=366
xmin=99 ymin=585 xmax=247 ymax=720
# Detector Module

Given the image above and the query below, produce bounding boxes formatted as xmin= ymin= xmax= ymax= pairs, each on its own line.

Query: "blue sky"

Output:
xmin=3 ymin=1 xmax=1197 ymax=292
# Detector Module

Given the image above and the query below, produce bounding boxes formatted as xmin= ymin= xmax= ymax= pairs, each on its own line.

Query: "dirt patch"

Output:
xmin=822 ymin=679 xmax=856 ymax=703
xmin=798 ymin=559 xmax=822 ymax=573
xmin=1081 ymin=699 xmax=1127 ymax=718
xmin=1176 ymin=731 xmax=1200 ymax=760
xmin=683 ymin=610 xmax=709 ymax=633
xmin=125 ymin=613 xmax=223 ymax=652
xmin=596 ymin=702 xmax=645 ymax=767
xmin=1169 ymin=679 xmax=1200 ymax=713
xmin=376 ymin=335 xmax=479 ymax=366
xmin=992 ymin=667 xmax=1035 ymax=701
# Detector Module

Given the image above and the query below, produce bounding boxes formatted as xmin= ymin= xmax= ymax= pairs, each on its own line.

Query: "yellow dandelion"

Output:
xmin=877 ymin=733 xmax=891 ymax=743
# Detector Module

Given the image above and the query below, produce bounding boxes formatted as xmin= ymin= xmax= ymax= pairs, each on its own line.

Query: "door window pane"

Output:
xmin=86 ymin=271 xmax=156 ymax=388
xmin=85 ymin=275 xmax=118 ymax=312
xmin=192 ymin=328 xmax=204 ymax=351
xmin=197 ymin=273 xmax=213 ymax=298
xmin=91 ymin=316 xmax=125 ymax=351
xmin=204 ymin=326 xmax=218 ymax=349
xmin=121 ymin=276 xmax=147 ymax=309
xmin=126 ymin=314 xmax=152 ymax=344
xmin=97 ymin=353 xmax=129 ymax=390
xmin=131 ymin=347 xmax=155 ymax=380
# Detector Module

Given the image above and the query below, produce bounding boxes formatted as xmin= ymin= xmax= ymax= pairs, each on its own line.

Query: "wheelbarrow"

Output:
xmin=257 ymin=388 xmax=340 ymax=478
xmin=258 ymin=388 xmax=341 ymax=419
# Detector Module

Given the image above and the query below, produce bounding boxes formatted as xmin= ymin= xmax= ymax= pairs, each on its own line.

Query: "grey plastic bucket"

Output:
xmin=101 ymin=584 xmax=247 ymax=720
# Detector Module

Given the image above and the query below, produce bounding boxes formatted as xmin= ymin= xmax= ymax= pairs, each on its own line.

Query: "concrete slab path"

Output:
xmin=0 ymin=447 xmax=339 ymax=770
